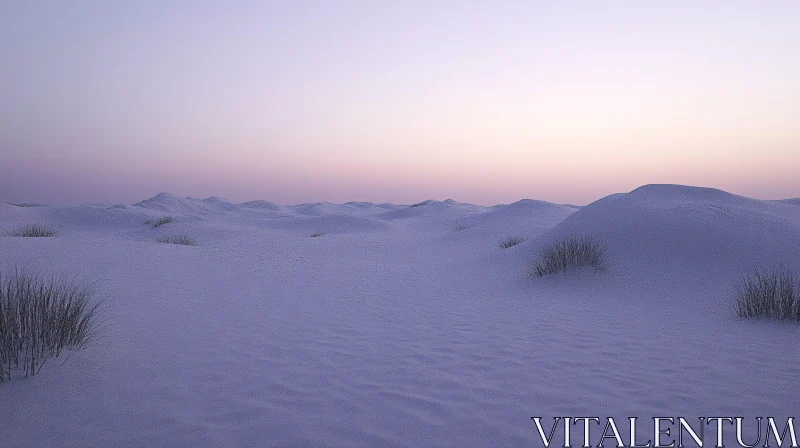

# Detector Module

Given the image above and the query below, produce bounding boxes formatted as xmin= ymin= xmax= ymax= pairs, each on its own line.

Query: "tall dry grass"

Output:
xmin=0 ymin=270 xmax=100 ymax=382
xmin=531 ymin=236 xmax=607 ymax=276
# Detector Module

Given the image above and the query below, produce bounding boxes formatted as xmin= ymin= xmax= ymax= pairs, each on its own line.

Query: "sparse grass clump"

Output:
xmin=7 ymin=224 xmax=56 ymax=238
xmin=151 ymin=216 xmax=175 ymax=228
xmin=531 ymin=236 xmax=607 ymax=276
xmin=499 ymin=236 xmax=525 ymax=249
xmin=452 ymin=224 xmax=475 ymax=232
xmin=735 ymin=269 xmax=800 ymax=321
xmin=0 ymin=270 xmax=100 ymax=382
xmin=156 ymin=235 xmax=196 ymax=246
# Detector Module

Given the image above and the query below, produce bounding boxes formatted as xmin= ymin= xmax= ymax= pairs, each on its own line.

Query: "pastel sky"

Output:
xmin=1 ymin=1 xmax=799 ymax=205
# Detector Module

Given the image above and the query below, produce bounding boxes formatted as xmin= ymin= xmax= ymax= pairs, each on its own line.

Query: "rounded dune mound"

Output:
xmin=239 ymin=200 xmax=285 ymax=211
xmin=2 ymin=203 xmax=153 ymax=234
xmin=345 ymin=201 xmax=373 ymax=207
xmin=237 ymin=200 xmax=293 ymax=218
xmin=506 ymin=198 xmax=570 ymax=209
xmin=291 ymin=202 xmax=352 ymax=216
xmin=343 ymin=201 xmax=393 ymax=215
xmin=0 ymin=203 xmax=31 ymax=233
xmin=375 ymin=203 xmax=405 ymax=211
xmin=535 ymin=184 xmax=800 ymax=280
xmin=0 ymin=202 xmax=25 ymax=216
xmin=440 ymin=199 xmax=484 ymax=211
xmin=136 ymin=193 xmax=238 ymax=215
xmin=134 ymin=192 xmax=199 ymax=214
xmin=453 ymin=200 xmax=576 ymax=241
xmin=198 ymin=196 xmax=238 ymax=212
xmin=627 ymin=183 xmax=740 ymax=203
xmin=184 ymin=196 xmax=240 ymax=214
xmin=377 ymin=199 xmax=482 ymax=222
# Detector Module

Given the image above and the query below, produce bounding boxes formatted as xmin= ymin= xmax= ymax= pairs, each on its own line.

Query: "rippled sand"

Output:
xmin=2 ymin=185 xmax=799 ymax=447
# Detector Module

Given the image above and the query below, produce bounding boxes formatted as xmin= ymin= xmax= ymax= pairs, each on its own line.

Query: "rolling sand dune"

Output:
xmin=536 ymin=184 xmax=800 ymax=285
xmin=449 ymin=200 xmax=577 ymax=241
xmin=239 ymin=200 xmax=287 ymax=212
xmin=1 ymin=185 xmax=799 ymax=447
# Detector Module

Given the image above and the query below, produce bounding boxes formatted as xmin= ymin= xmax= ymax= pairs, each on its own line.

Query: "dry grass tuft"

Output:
xmin=7 ymin=225 xmax=56 ymax=238
xmin=499 ymin=236 xmax=525 ymax=249
xmin=156 ymin=235 xmax=197 ymax=246
xmin=735 ymin=269 xmax=800 ymax=320
xmin=151 ymin=216 xmax=175 ymax=228
xmin=531 ymin=236 xmax=607 ymax=276
xmin=0 ymin=270 xmax=100 ymax=382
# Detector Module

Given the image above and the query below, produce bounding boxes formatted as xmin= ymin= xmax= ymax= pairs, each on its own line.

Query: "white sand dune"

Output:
xmin=1 ymin=185 xmax=799 ymax=447
xmin=452 ymin=199 xmax=577 ymax=242
xmin=375 ymin=200 xmax=487 ymax=229
xmin=534 ymin=184 xmax=800 ymax=286
xmin=239 ymin=200 xmax=286 ymax=212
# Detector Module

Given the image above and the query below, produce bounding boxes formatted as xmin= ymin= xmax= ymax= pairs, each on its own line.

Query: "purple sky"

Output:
xmin=2 ymin=1 xmax=799 ymax=205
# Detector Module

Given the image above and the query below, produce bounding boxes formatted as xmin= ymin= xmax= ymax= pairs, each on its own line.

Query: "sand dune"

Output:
xmin=537 ymin=184 xmax=800 ymax=283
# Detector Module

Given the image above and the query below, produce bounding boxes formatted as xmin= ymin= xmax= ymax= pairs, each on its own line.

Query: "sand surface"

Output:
xmin=1 ymin=185 xmax=799 ymax=447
